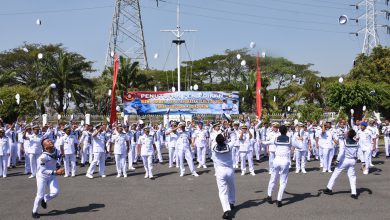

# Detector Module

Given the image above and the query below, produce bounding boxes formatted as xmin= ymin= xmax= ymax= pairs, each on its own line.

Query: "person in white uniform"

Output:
xmin=176 ymin=122 xmax=199 ymax=177
xmin=382 ymin=119 xmax=390 ymax=159
xmin=79 ymin=124 xmax=93 ymax=167
xmin=212 ymin=133 xmax=235 ymax=219
xmin=127 ymin=124 xmax=137 ymax=170
xmin=323 ymin=129 xmax=360 ymax=199
xmin=165 ymin=121 xmax=179 ymax=168
xmin=294 ymin=123 xmax=310 ymax=173
xmin=259 ymin=122 xmax=270 ymax=158
xmin=137 ymin=127 xmax=156 ymax=179
xmin=238 ymin=124 xmax=255 ymax=176
xmin=59 ymin=125 xmax=78 ymax=177
xmin=192 ymin=121 xmax=209 ymax=169
xmin=318 ymin=122 xmax=336 ymax=173
xmin=227 ymin=121 xmax=240 ymax=169
xmin=262 ymin=122 xmax=281 ymax=174
xmin=24 ymin=125 xmax=44 ymax=178
xmin=32 ymin=138 xmax=65 ymax=219
xmin=356 ymin=122 xmax=374 ymax=175
xmin=111 ymin=124 xmax=130 ymax=178
xmin=86 ymin=124 xmax=107 ymax=178
xmin=267 ymin=125 xmax=297 ymax=207
xmin=5 ymin=123 xmax=18 ymax=168
xmin=0 ymin=128 xmax=10 ymax=178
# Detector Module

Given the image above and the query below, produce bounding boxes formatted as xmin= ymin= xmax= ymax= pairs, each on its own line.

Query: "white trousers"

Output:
xmin=87 ymin=152 xmax=105 ymax=176
xmin=307 ymin=141 xmax=318 ymax=160
xmin=155 ymin=142 xmax=163 ymax=162
xmin=8 ymin=143 xmax=17 ymax=167
xmin=197 ymin=147 xmax=207 ymax=166
xmin=115 ymin=154 xmax=127 ymax=176
xmin=268 ymin=151 xmax=276 ymax=173
xmin=25 ymin=152 xmax=31 ymax=174
xmin=232 ymin=146 xmax=239 ymax=166
xmin=81 ymin=144 xmax=92 ymax=164
xmin=64 ymin=154 xmax=76 ymax=176
xmin=295 ymin=150 xmax=307 ymax=170
xmin=384 ymin=137 xmax=389 ymax=157
xmin=29 ymin=153 xmax=40 ymax=176
xmin=17 ymin=143 xmax=23 ymax=161
xmin=215 ymin=166 xmax=235 ymax=212
xmin=141 ymin=155 xmax=153 ymax=176
xmin=178 ymin=148 xmax=195 ymax=174
xmin=0 ymin=155 xmax=9 ymax=177
xmin=128 ymin=144 xmax=136 ymax=168
xmin=32 ymin=176 xmax=59 ymax=213
xmin=327 ymin=158 xmax=357 ymax=195
xmin=254 ymin=142 xmax=260 ymax=160
xmin=260 ymin=143 xmax=268 ymax=157
xmin=168 ymin=147 xmax=177 ymax=167
xmin=361 ymin=149 xmax=371 ymax=171
xmin=322 ymin=148 xmax=334 ymax=172
xmin=267 ymin=157 xmax=290 ymax=201
xmin=240 ymin=151 xmax=254 ymax=172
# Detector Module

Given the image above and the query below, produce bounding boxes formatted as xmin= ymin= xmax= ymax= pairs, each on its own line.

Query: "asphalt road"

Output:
xmin=1 ymin=149 xmax=389 ymax=220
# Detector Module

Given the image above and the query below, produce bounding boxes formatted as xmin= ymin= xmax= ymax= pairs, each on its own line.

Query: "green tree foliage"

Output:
xmin=0 ymin=85 xmax=39 ymax=122
xmin=297 ymin=103 xmax=324 ymax=122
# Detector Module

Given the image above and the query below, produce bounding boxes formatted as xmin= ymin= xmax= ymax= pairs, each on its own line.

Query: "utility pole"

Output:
xmin=105 ymin=0 xmax=149 ymax=69
xmin=340 ymin=0 xmax=389 ymax=55
xmin=160 ymin=0 xmax=197 ymax=92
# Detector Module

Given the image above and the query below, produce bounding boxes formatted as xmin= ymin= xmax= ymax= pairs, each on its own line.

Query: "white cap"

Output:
xmin=138 ymin=120 xmax=144 ymax=125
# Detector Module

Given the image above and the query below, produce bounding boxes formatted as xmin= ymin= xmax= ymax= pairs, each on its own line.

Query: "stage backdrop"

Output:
xmin=123 ymin=91 xmax=239 ymax=115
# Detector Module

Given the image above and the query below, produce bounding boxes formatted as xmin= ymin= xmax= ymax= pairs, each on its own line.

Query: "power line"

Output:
xmin=143 ymin=5 xmax=350 ymax=34
xmin=272 ymin=0 xmax=348 ymax=10
xmin=0 ymin=5 xmax=114 ymax=16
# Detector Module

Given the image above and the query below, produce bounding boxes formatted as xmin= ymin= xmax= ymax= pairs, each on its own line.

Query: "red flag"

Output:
xmin=256 ymin=52 xmax=262 ymax=118
xmin=110 ymin=54 xmax=119 ymax=125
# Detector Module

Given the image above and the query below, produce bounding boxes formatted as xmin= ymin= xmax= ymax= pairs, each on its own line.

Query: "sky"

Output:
xmin=0 ymin=0 xmax=389 ymax=78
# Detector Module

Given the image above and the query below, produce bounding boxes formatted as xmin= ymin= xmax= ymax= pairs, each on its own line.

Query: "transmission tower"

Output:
xmin=340 ymin=0 xmax=390 ymax=55
xmin=105 ymin=0 xmax=149 ymax=69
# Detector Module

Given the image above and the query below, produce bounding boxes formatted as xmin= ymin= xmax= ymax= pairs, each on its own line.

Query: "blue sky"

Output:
xmin=0 ymin=0 xmax=389 ymax=78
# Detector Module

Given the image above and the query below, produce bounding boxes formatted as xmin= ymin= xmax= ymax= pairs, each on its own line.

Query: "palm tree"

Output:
xmin=35 ymin=51 xmax=93 ymax=114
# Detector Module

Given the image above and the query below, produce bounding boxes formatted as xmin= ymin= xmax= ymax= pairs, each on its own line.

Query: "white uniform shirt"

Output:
xmin=210 ymin=129 xmax=222 ymax=148
xmin=26 ymin=133 xmax=43 ymax=154
xmin=166 ymin=129 xmax=178 ymax=148
xmin=176 ymin=130 xmax=191 ymax=150
xmin=59 ymin=134 xmax=78 ymax=154
xmin=80 ymin=130 xmax=92 ymax=148
xmin=263 ymin=130 xmax=280 ymax=152
xmin=111 ymin=132 xmax=129 ymax=155
xmin=357 ymin=129 xmax=373 ymax=151
xmin=192 ymin=129 xmax=209 ymax=148
xmin=238 ymin=132 xmax=251 ymax=152
xmin=0 ymin=137 xmax=9 ymax=156
xmin=318 ymin=129 xmax=334 ymax=149
xmin=92 ymin=132 xmax=106 ymax=153
xmin=37 ymin=150 xmax=60 ymax=179
xmin=137 ymin=134 xmax=155 ymax=156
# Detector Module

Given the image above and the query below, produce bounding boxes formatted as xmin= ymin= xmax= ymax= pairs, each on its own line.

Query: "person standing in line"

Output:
xmin=79 ymin=124 xmax=93 ymax=167
xmin=238 ymin=124 xmax=255 ymax=176
xmin=318 ymin=122 xmax=336 ymax=173
xmin=212 ymin=133 xmax=235 ymax=219
xmin=382 ymin=119 xmax=390 ymax=159
xmin=31 ymin=138 xmax=65 ymax=219
xmin=323 ymin=129 xmax=360 ymax=199
xmin=356 ymin=122 xmax=374 ymax=175
xmin=5 ymin=123 xmax=18 ymax=168
xmin=294 ymin=123 xmax=310 ymax=174
xmin=86 ymin=124 xmax=107 ymax=179
xmin=267 ymin=125 xmax=299 ymax=207
xmin=24 ymin=125 xmax=44 ymax=179
xmin=59 ymin=125 xmax=78 ymax=177
xmin=176 ymin=122 xmax=199 ymax=177
xmin=165 ymin=121 xmax=179 ymax=168
xmin=127 ymin=124 xmax=137 ymax=170
xmin=111 ymin=124 xmax=130 ymax=178
xmin=0 ymin=128 xmax=10 ymax=178
xmin=192 ymin=121 xmax=209 ymax=169
xmin=137 ymin=127 xmax=156 ymax=179
xmin=262 ymin=122 xmax=281 ymax=174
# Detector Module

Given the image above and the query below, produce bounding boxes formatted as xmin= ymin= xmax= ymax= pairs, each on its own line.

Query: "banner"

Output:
xmin=109 ymin=54 xmax=119 ymax=125
xmin=123 ymin=91 xmax=239 ymax=115
xmin=256 ymin=52 xmax=262 ymax=118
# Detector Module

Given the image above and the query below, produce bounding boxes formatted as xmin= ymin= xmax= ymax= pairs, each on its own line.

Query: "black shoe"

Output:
xmin=277 ymin=201 xmax=282 ymax=207
xmin=12 ymin=165 xmax=16 ymax=168
xmin=386 ymin=156 xmax=390 ymax=159
xmin=32 ymin=212 xmax=40 ymax=219
xmin=222 ymin=211 xmax=231 ymax=219
xmin=80 ymin=164 xmax=85 ymax=167
xmin=40 ymin=199 xmax=47 ymax=209
xmin=351 ymin=194 xmax=358 ymax=199
xmin=229 ymin=203 xmax=234 ymax=210
xmin=266 ymin=196 xmax=273 ymax=204
xmin=323 ymin=188 xmax=333 ymax=195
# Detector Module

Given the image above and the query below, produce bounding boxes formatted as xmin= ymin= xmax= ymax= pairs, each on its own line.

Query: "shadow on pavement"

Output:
xmin=41 ymin=203 xmax=105 ymax=216
xmin=155 ymin=171 xmax=176 ymax=178
xmin=331 ymin=187 xmax=373 ymax=196
xmin=282 ymin=191 xmax=322 ymax=206
xmin=231 ymin=198 xmax=268 ymax=218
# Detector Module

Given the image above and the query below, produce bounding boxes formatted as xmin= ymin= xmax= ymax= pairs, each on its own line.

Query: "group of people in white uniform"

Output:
xmin=0 ymin=114 xmax=387 ymax=219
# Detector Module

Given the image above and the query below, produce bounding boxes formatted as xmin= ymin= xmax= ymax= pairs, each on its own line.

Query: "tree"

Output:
xmin=0 ymin=85 xmax=39 ymax=122
xmin=35 ymin=51 xmax=93 ymax=114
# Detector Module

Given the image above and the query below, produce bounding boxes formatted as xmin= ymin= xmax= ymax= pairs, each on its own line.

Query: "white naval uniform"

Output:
xmin=25 ymin=133 xmax=44 ymax=177
xmin=59 ymin=133 xmax=78 ymax=177
xmin=127 ymin=129 xmax=137 ymax=168
xmin=227 ymin=128 xmax=239 ymax=168
xmin=212 ymin=143 xmax=235 ymax=212
xmin=238 ymin=132 xmax=254 ymax=174
xmin=356 ymin=128 xmax=373 ymax=174
xmin=259 ymin=126 xmax=270 ymax=157
xmin=32 ymin=150 xmax=61 ymax=213
xmin=79 ymin=130 xmax=93 ymax=165
xmin=0 ymin=136 xmax=10 ymax=177
xmin=263 ymin=130 xmax=281 ymax=174
xmin=382 ymin=125 xmax=390 ymax=157
xmin=176 ymin=130 xmax=196 ymax=175
xmin=307 ymin=125 xmax=319 ymax=160
xmin=193 ymin=128 xmax=209 ymax=167
xmin=23 ymin=132 xmax=31 ymax=174
xmin=318 ymin=129 xmax=335 ymax=172
xmin=267 ymin=135 xmax=294 ymax=201
xmin=86 ymin=132 xmax=106 ymax=177
xmin=326 ymin=138 xmax=359 ymax=195
xmin=294 ymin=129 xmax=309 ymax=172
xmin=111 ymin=132 xmax=129 ymax=177
xmin=5 ymin=128 xmax=18 ymax=167
xmin=138 ymin=134 xmax=155 ymax=178
xmin=368 ymin=125 xmax=379 ymax=157
xmin=166 ymin=129 xmax=179 ymax=168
